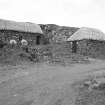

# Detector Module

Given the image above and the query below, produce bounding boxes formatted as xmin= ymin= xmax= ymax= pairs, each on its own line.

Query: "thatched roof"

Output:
xmin=0 ymin=19 xmax=43 ymax=34
xmin=67 ymin=27 xmax=105 ymax=41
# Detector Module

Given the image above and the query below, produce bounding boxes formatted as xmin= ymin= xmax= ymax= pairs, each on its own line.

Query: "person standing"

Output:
xmin=9 ymin=39 xmax=17 ymax=48
xmin=18 ymin=36 xmax=28 ymax=52
xmin=19 ymin=35 xmax=23 ymax=42
xmin=71 ymin=41 xmax=78 ymax=53
xmin=21 ymin=39 xmax=28 ymax=53
xmin=18 ymin=35 xmax=23 ymax=46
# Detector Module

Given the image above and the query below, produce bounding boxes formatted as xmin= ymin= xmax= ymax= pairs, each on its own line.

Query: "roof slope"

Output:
xmin=67 ymin=27 xmax=105 ymax=41
xmin=0 ymin=19 xmax=43 ymax=34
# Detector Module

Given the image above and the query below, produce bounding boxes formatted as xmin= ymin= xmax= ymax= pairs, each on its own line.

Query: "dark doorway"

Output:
xmin=36 ymin=36 xmax=41 ymax=45
xmin=72 ymin=41 xmax=77 ymax=53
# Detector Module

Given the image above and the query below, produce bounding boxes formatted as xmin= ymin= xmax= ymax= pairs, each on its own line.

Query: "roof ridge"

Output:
xmin=0 ymin=19 xmax=43 ymax=34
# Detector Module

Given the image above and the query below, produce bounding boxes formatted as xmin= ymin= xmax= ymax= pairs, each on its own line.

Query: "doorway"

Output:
xmin=36 ymin=36 xmax=41 ymax=45
xmin=72 ymin=41 xmax=77 ymax=53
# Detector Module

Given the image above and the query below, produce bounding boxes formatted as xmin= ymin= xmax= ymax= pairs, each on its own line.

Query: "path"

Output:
xmin=0 ymin=60 xmax=105 ymax=105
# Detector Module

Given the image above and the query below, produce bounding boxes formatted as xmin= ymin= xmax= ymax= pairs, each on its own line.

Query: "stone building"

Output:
xmin=0 ymin=19 xmax=44 ymax=46
xmin=67 ymin=27 xmax=105 ymax=59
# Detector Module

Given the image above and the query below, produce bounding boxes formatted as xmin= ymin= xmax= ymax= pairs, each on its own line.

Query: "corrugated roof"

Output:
xmin=0 ymin=19 xmax=43 ymax=34
xmin=67 ymin=27 xmax=105 ymax=41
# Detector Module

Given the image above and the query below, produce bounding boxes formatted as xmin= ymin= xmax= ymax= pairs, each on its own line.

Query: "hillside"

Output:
xmin=39 ymin=24 xmax=79 ymax=43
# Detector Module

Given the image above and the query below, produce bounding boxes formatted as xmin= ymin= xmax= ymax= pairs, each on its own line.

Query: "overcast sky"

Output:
xmin=0 ymin=0 xmax=105 ymax=32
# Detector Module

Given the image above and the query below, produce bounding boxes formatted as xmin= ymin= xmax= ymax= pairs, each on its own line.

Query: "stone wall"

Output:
xmin=77 ymin=39 xmax=105 ymax=59
xmin=0 ymin=30 xmax=44 ymax=46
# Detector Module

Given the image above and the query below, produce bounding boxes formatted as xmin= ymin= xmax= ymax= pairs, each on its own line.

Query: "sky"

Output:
xmin=0 ymin=0 xmax=105 ymax=32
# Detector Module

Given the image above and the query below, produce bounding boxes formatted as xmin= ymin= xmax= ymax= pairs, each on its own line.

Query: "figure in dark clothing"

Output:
xmin=18 ymin=35 xmax=22 ymax=46
xmin=19 ymin=35 xmax=23 ymax=41
xmin=72 ymin=41 xmax=78 ymax=53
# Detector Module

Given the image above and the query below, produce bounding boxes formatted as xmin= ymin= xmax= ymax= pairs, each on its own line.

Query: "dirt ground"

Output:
xmin=0 ymin=59 xmax=105 ymax=105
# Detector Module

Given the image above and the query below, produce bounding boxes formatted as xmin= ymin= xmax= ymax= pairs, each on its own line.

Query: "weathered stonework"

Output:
xmin=0 ymin=30 xmax=44 ymax=46
xmin=77 ymin=39 xmax=105 ymax=59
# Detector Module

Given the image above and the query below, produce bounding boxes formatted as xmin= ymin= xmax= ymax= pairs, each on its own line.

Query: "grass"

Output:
xmin=75 ymin=87 xmax=105 ymax=105
xmin=0 ymin=57 xmax=105 ymax=105
xmin=72 ymin=74 xmax=105 ymax=105
xmin=0 ymin=43 xmax=90 ymax=66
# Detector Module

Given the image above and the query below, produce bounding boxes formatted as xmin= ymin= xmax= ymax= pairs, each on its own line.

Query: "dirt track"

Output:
xmin=0 ymin=59 xmax=105 ymax=105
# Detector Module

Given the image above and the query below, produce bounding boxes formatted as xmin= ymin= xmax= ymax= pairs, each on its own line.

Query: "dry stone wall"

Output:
xmin=77 ymin=39 xmax=105 ymax=59
xmin=0 ymin=30 xmax=43 ymax=46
